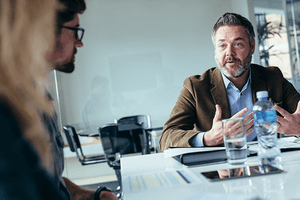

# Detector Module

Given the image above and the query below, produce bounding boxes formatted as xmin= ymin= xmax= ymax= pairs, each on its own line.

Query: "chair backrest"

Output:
xmin=98 ymin=123 xmax=142 ymax=156
xmin=117 ymin=115 xmax=152 ymax=153
xmin=63 ymin=125 xmax=81 ymax=152
xmin=98 ymin=123 xmax=118 ymax=155
xmin=116 ymin=115 xmax=151 ymax=129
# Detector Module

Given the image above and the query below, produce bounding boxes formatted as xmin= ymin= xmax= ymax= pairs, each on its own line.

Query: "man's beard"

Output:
xmin=54 ymin=48 xmax=77 ymax=73
xmin=216 ymin=49 xmax=252 ymax=78
xmin=55 ymin=61 xmax=75 ymax=73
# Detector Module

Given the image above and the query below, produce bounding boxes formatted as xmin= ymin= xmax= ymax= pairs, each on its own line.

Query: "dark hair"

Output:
xmin=212 ymin=12 xmax=255 ymax=45
xmin=56 ymin=0 xmax=86 ymax=34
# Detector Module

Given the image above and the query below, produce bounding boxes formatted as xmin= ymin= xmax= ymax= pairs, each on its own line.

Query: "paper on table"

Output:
xmin=181 ymin=192 xmax=259 ymax=200
xmin=164 ymin=147 xmax=225 ymax=158
xmin=278 ymin=138 xmax=300 ymax=148
xmin=122 ymin=169 xmax=203 ymax=193
xmin=248 ymin=138 xmax=300 ymax=153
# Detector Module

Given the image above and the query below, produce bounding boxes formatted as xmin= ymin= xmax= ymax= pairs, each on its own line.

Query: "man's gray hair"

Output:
xmin=212 ymin=12 xmax=255 ymax=45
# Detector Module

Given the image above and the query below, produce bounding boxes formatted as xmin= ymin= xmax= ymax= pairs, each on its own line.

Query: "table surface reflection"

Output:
xmin=201 ymin=164 xmax=284 ymax=182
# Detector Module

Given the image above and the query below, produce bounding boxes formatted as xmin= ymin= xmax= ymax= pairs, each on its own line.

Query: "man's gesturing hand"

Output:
xmin=203 ymin=104 xmax=254 ymax=146
xmin=275 ymin=100 xmax=300 ymax=136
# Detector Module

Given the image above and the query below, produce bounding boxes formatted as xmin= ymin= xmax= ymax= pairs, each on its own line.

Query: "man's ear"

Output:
xmin=251 ymin=39 xmax=255 ymax=54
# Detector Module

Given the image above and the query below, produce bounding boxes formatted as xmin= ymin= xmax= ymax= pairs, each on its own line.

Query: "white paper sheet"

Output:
xmin=122 ymin=169 xmax=203 ymax=193
xmin=248 ymin=138 xmax=300 ymax=153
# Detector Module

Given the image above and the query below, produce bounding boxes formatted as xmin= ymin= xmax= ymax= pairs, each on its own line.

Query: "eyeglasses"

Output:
xmin=60 ymin=26 xmax=85 ymax=42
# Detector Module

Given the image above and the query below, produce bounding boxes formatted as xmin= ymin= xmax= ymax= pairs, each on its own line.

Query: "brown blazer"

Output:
xmin=159 ymin=64 xmax=300 ymax=151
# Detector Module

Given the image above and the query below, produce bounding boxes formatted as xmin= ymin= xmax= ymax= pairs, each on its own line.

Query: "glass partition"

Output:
xmin=284 ymin=0 xmax=300 ymax=91
xmin=253 ymin=0 xmax=300 ymax=92
xmin=253 ymin=0 xmax=293 ymax=82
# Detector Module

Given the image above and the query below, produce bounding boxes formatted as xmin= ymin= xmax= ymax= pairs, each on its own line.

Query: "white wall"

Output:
xmin=53 ymin=0 xmax=258 ymax=133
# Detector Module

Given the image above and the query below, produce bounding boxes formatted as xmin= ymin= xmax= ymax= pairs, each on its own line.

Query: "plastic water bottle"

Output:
xmin=253 ymin=91 xmax=281 ymax=165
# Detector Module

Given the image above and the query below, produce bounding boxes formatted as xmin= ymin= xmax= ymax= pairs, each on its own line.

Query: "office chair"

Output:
xmin=63 ymin=125 xmax=106 ymax=165
xmin=115 ymin=115 xmax=152 ymax=154
xmin=98 ymin=123 xmax=136 ymax=199
xmin=116 ymin=115 xmax=163 ymax=153
xmin=98 ymin=116 xmax=162 ymax=199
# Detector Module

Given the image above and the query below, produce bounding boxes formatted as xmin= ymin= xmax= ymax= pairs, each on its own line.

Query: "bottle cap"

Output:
xmin=256 ymin=91 xmax=268 ymax=98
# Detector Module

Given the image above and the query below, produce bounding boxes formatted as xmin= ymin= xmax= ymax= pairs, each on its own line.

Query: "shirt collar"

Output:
xmin=221 ymin=67 xmax=252 ymax=90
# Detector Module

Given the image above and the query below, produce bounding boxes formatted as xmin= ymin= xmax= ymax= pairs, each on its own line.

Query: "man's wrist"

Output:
xmin=203 ymin=131 xmax=210 ymax=146
xmin=203 ymin=132 xmax=207 ymax=146
xmin=203 ymin=130 xmax=215 ymax=146
xmin=94 ymin=186 xmax=112 ymax=200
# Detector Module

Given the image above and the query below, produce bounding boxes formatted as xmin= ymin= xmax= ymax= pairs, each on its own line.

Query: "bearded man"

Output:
xmin=45 ymin=0 xmax=117 ymax=199
xmin=159 ymin=12 xmax=300 ymax=151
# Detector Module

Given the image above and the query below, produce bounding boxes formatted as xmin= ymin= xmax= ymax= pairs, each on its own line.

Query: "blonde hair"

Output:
xmin=0 ymin=0 xmax=57 ymax=161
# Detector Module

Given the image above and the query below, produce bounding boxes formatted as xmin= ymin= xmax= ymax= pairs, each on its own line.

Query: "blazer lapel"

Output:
xmin=251 ymin=64 xmax=267 ymax=104
xmin=210 ymin=68 xmax=231 ymax=119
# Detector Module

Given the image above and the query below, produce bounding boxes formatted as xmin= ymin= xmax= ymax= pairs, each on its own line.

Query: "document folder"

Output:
xmin=173 ymin=149 xmax=227 ymax=166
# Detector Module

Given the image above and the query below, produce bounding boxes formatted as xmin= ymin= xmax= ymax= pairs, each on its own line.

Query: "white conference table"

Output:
xmin=121 ymin=139 xmax=300 ymax=200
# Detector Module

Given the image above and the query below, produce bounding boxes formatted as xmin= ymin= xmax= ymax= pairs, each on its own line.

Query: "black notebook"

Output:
xmin=172 ymin=149 xmax=227 ymax=166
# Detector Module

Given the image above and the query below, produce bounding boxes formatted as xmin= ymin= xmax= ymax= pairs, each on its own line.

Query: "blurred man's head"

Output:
xmin=47 ymin=0 xmax=86 ymax=73
xmin=212 ymin=13 xmax=255 ymax=78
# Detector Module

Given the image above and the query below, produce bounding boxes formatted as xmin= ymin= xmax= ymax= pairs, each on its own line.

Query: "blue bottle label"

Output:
xmin=254 ymin=110 xmax=277 ymax=124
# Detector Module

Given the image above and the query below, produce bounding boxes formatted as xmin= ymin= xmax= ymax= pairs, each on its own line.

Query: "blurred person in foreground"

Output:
xmin=45 ymin=0 xmax=117 ymax=199
xmin=0 ymin=0 xmax=69 ymax=199
xmin=159 ymin=12 xmax=300 ymax=151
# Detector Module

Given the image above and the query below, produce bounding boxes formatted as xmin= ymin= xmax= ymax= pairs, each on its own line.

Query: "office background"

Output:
xmin=49 ymin=0 xmax=262 ymax=135
xmin=51 ymin=0 xmax=300 ymax=183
